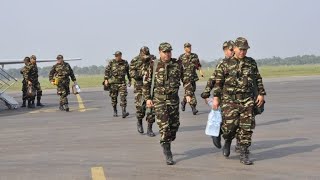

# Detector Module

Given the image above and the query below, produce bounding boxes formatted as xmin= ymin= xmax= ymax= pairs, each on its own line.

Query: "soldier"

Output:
xmin=49 ymin=55 xmax=77 ymax=112
xmin=22 ymin=55 xmax=44 ymax=108
xmin=129 ymin=46 xmax=156 ymax=136
xmin=104 ymin=51 xmax=131 ymax=118
xmin=200 ymin=40 xmax=234 ymax=149
xmin=143 ymin=42 xmax=193 ymax=165
xmin=20 ymin=57 xmax=30 ymax=107
xmin=179 ymin=42 xmax=203 ymax=115
xmin=212 ymin=37 xmax=266 ymax=165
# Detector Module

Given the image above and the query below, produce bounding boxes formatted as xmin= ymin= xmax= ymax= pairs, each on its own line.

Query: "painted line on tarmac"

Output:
xmin=91 ymin=167 xmax=107 ymax=180
xmin=76 ymin=94 xmax=86 ymax=112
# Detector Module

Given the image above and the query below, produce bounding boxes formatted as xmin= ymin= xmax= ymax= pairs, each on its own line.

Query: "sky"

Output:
xmin=1 ymin=0 xmax=320 ymax=68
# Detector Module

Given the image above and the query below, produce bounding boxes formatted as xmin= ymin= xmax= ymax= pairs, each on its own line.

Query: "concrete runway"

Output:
xmin=0 ymin=76 xmax=319 ymax=180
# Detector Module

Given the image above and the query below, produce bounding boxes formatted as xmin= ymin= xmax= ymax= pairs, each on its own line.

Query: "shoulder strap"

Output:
xmin=150 ymin=59 xmax=159 ymax=99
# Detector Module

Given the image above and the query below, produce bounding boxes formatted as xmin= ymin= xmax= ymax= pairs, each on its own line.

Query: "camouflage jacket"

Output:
xmin=201 ymin=59 xmax=224 ymax=99
xmin=129 ymin=55 xmax=155 ymax=85
xmin=178 ymin=53 xmax=201 ymax=82
xmin=49 ymin=62 xmax=76 ymax=82
xmin=20 ymin=64 xmax=29 ymax=83
xmin=143 ymin=58 xmax=193 ymax=102
xmin=213 ymin=56 xmax=266 ymax=100
xmin=23 ymin=63 xmax=39 ymax=82
xmin=104 ymin=59 xmax=131 ymax=84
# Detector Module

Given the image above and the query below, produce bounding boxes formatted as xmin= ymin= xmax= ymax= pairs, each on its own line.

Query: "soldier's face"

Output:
xmin=159 ymin=50 xmax=172 ymax=62
xmin=31 ymin=59 xmax=36 ymax=64
xmin=115 ymin=55 xmax=122 ymax=61
xmin=184 ymin=47 xmax=191 ymax=53
xmin=224 ymin=48 xmax=234 ymax=58
xmin=57 ymin=59 xmax=63 ymax=64
xmin=234 ymin=47 xmax=247 ymax=59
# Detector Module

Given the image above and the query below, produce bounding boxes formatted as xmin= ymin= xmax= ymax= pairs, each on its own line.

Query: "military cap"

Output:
xmin=234 ymin=37 xmax=250 ymax=49
xmin=159 ymin=42 xmax=172 ymax=51
xmin=24 ymin=57 xmax=30 ymax=62
xmin=223 ymin=40 xmax=234 ymax=50
xmin=113 ymin=51 xmax=122 ymax=56
xmin=56 ymin=54 xmax=64 ymax=60
xmin=140 ymin=46 xmax=150 ymax=55
xmin=184 ymin=42 xmax=192 ymax=48
xmin=30 ymin=55 xmax=37 ymax=60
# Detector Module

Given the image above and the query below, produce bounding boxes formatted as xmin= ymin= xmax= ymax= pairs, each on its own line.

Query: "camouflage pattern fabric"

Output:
xmin=143 ymin=58 xmax=193 ymax=144
xmin=179 ymin=53 xmax=201 ymax=106
xmin=22 ymin=63 xmax=42 ymax=100
xmin=20 ymin=65 xmax=28 ymax=101
xmin=105 ymin=59 xmax=131 ymax=107
xmin=130 ymin=54 xmax=155 ymax=123
xmin=49 ymin=62 xmax=76 ymax=105
xmin=213 ymin=56 xmax=266 ymax=146
xmin=201 ymin=60 xmax=224 ymax=99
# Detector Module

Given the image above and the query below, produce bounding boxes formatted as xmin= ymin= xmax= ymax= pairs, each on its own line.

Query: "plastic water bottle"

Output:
xmin=205 ymin=98 xmax=222 ymax=137
xmin=75 ymin=84 xmax=81 ymax=93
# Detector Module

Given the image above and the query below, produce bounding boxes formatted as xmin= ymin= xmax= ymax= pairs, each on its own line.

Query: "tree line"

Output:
xmin=5 ymin=55 xmax=320 ymax=78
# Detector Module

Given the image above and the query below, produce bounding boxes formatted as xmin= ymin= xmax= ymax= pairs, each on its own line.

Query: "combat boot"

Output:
xmin=21 ymin=100 xmax=26 ymax=107
xmin=222 ymin=139 xmax=232 ymax=158
xmin=137 ymin=119 xmax=144 ymax=134
xmin=181 ymin=100 xmax=186 ymax=111
xmin=161 ymin=143 xmax=175 ymax=165
xmin=65 ymin=104 xmax=70 ymax=112
xmin=240 ymin=146 xmax=253 ymax=165
xmin=27 ymin=100 xmax=35 ymax=108
xmin=113 ymin=105 xmax=118 ymax=117
xmin=146 ymin=123 xmax=155 ymax=137
xmin=36 ymin=97 xmax=44 ymax=107
xmin=211 ymin=134 xmax=221 ymax=149
xmin=191 ymin=105 xmax=198 ymax=115
xmin=122 ymin=107 xmax=129 ymax=118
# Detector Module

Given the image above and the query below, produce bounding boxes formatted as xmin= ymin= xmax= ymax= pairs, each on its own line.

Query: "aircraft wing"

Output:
xmin=0 ymin=58 xmax=82 ymax=66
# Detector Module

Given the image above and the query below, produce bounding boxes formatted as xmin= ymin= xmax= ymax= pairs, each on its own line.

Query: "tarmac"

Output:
xmin=0 ymin=76 xmax=319 ymax=180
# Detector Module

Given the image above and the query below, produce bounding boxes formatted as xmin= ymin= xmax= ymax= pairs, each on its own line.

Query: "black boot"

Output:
xmin=21 ymin=100 xmax=26 ymax=107
xmin=36 ymin=97 xmax=44 ymax=107
xmin=235 ymin=139 xmax=241 ymax=153
xmin=137 ymin=119 xmax=144 ymax=134
xmin=161 ymin=143 xmax=175 ymax=165
xmin=181 ymin=100 xmax=186 ymax=111
xmin=27 ymin=100 xmax=35 ymax=108
xmin=191 ymin=105 xmax=198 ymax=115
xmin=211 ymin=134 xmax=221 ymax=149
xmin=65 ymin=104 xmax=69 ymax=112
xmin=240 ymin=146 xmax=253 ymax=165
xmin=122 ymin=107 xmax=129 ymax=118
xmin=222 ymin=139 xmax=232 ymax=158
xmin=113 ymin=105 xmax=118 ymax=117
xmin=147 ymin=123 xmax=155 ymax=137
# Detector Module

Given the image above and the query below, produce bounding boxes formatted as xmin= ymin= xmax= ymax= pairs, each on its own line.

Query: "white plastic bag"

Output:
xmin=205 ymin=98 xmax=222 ymax=137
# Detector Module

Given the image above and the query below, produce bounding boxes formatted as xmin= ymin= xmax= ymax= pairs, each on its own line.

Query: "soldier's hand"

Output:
xmin=128 ymin=81 xmax=131 ymax=87
xmin=146 ymin=100 xmax=153 ymax=108
xmin=256 ymin=95 xmax=265 ymax=107
xmin=28 ymin=81 xmax=32 ymax=85
xmin=104 ymin=80 xmax=108 ymax=86
xmin=205 ymin=98 xmax=209 ymax=104
xmin=186 ymin=96 xmax=191 ymax=103
xmin=50 ymin=81 xmax=55 ymax=85
xmin=213 ymin=97 xmax=219 ymax=110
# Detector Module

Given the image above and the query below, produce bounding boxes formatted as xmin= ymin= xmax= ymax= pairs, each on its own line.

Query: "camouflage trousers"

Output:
xmin=182 ymin=81 xmax=197 ymax=107
xmin=134 ymin=85 xmax=155 ymax=123
xmin=109 ymin=83 xmax=127 ymax=107
xmin=22 ymin=80 xmax=42 ymax=101
xmin=154 ymin=96 xmax=180 ymax=144
xmin=57 ymin=80 xmax=70 ymax=105
xmin=220 ymin=98 xmax=255 ymax=146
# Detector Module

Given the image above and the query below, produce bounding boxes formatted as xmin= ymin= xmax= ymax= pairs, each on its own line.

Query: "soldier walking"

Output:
xmin=129 ymin=46 xmax=156 ymax=136
xmin=144 ymin=42 xmax=193 ymax=165
xmin=104 ymin=51 xmax=131 ymax=118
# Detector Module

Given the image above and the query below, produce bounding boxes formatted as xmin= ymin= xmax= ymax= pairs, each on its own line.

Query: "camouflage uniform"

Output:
xmin=23 ymin=62 xmax=43 ymax=107
xmin=104 ymin=53 xmax=131 ymax=117
xmin=179 ymin=43 xmax=202 ymax=114
xmin=213 ymin=37 xmax=266 ymax=164
xmin=130 ymin=47 xmax=156 ymax=135
xmin=20 ymin=62 xmax=29 ymax=105
xmin=49 ymin=60 xmax=76 ymax=108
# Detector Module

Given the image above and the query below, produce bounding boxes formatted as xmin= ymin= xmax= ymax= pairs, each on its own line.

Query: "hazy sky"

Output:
xmin=1 ymin=0 xmax=319 ymax=68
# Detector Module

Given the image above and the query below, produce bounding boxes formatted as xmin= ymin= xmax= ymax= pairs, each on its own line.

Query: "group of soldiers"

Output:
xmin=104 ymin=37 xmax=266 ymax=166
xmin=20 ymin=55 xmax=77 ymax=112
